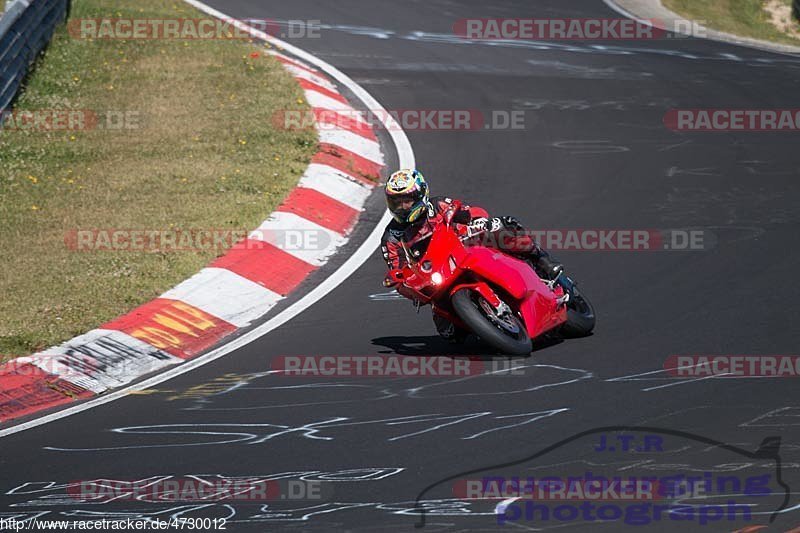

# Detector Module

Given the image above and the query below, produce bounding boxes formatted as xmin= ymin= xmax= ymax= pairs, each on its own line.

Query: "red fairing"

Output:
xmin=459 ymin=248 xmax=566 ymax=337
xmin=459 ymin=247 xmax=534 ymax=300
xmin=518 ymin=289 xmax=568 ymax=338
xmin=447 ymin=282 xmax=502 ymax=308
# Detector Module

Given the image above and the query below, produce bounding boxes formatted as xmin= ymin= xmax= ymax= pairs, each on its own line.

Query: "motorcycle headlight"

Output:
xmin=431 ymin=272 xmax=443 ymax=285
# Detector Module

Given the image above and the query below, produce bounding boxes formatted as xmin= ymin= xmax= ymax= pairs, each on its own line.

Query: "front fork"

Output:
xmin=542 ymin=272 xmax=576 ymax=307
xmin=558 ymin=275 xmax=580 ymax=307
xmin=557 ymin=274 xmax=577 ymax=295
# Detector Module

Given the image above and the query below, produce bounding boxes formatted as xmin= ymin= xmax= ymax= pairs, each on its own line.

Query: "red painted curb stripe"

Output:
xmin=299 ymin=79 xmax=349 ymax=105
xmin=276 ymin=187 xmax=360 ymax=234
xmin=313 ymin=108 xmax=377 ymax=141
xmin=0 ymin=364 xmax=91 ymax=423
xmin=271 ymin=52 xmax=319 ymax=74
xmin=102 ymin=299 xmax=237 ymax=359
xmin=212 ymin=239 xmax=317 ymax=296
xmin=314 ymin=143 xmax=383 ymax=183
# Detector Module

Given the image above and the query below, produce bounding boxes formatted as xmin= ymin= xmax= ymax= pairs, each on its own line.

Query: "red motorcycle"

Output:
xmin=387 ymin=201 xmax=595 ymax=355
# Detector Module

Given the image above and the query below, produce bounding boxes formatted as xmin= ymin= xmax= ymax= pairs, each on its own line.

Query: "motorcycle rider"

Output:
xmin=380 ymin=169 xmax=563 ymax=341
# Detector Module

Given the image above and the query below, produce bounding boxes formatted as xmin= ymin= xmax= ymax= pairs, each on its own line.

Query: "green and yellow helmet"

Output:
xmin=385 ymin=169 xmax=430 ymax=224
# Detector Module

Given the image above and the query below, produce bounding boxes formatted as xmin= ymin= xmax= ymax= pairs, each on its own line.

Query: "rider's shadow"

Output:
xmin=370 ymin=334 xmax=562 ymax=358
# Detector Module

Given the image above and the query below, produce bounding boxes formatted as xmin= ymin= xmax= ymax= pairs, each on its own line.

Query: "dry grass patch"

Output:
xmin=0 ymin=0 xmax=317 ymax=359
xmin=763 ymin=0 xmax=800 ymax=37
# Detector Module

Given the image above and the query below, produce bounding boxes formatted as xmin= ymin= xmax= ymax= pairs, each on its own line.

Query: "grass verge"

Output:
xmin=0 ymin=0 xmax=317 ymax=360
xmin=662 ymin=0 xmax=800 ymax=45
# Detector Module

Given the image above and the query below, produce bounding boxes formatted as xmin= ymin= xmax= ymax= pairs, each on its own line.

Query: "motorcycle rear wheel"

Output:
xmin=451 ymin=289 xmax=532 ymax=355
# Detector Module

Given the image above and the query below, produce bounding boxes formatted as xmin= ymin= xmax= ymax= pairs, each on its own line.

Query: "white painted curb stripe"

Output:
xmin=318 ymin=129 xmax=384 ymax=165
xmin=160 ymin=268 xmax=283 ymax=328
xmin=285 ymin=64 xmax=337 ymax=90
xmin=249 ymin=211 xmax=347 ymax=267
xmin=305 ymin=89 xmax=360 ymax=116
xmin=269 ymin=50 xmax=320 ymax=73
xmin=299 ymin=163 xmax=373 ymax=207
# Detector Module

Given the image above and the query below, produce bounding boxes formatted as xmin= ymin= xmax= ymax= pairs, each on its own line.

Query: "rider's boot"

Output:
xmin=530 ymin=247 xmax=563 ymax=280
xmin=433 ymin=315 xmax=468 ymax=344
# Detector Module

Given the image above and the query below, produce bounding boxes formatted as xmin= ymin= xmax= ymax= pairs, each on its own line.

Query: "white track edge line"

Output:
xmin=0 ymin=1 xmax=414 ymax=438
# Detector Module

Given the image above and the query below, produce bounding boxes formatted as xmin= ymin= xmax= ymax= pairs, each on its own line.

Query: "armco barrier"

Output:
xmin=0 ymin=0 xmax=69 ymax=115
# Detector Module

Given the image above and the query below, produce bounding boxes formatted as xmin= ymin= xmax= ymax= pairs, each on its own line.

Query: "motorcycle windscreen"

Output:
xmin=407 ymin=234 xmax=432 ymax=261
xmin=401 ymin=220 xmax=443 ymax=263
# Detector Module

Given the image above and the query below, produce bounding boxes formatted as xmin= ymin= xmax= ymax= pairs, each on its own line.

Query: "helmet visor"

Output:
xmin=386 ymin=193 xmax=420 ymax=214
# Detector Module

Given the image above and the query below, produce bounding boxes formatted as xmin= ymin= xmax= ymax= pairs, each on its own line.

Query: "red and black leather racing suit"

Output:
xmin=380 ymin=196 xmax=538 ymax=272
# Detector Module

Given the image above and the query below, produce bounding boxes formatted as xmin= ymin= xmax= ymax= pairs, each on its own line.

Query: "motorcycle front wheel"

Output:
xmin=560 ymin=286 xmax=596 ymax=337
xmin=451 ymin=289 xmax=532 ymax=355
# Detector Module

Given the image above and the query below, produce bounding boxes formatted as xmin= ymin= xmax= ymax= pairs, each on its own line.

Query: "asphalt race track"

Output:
xmin=2 ymin=1 xmax=800 ymax=530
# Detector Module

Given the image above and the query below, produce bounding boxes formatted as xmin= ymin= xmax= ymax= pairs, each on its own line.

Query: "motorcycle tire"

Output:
xmin=561 ymin=287 xmax=596 ymax=337
xmin=451 ymin=288 xmax=532 ymax=355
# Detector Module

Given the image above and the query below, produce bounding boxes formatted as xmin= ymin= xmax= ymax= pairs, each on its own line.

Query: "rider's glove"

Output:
xmin=499 ymin=215 xmax=524 ymax=230
xmin=467 ymin=218 xmax=487 ymax=233
xmin=468 ymin=217 xmax=504 ymax=234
